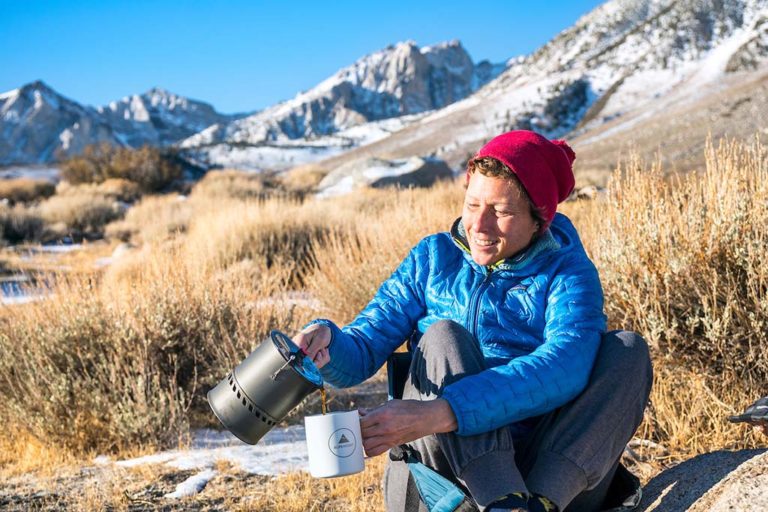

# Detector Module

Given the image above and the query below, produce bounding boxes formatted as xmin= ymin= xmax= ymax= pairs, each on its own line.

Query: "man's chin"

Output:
xmin=471 ymin=251 xmax=500 ymax=267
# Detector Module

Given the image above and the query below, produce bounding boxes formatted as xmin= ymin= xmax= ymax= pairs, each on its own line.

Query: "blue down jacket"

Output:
xmin=312 ymin=212 xmax=607 ymax=436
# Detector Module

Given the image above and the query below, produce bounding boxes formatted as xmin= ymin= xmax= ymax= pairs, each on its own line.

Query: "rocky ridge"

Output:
xmin=96 ymin=87 xmax=237 ymax=148
xmin=181 ymin=40 xmax=504 ymax=148
xmin=0 ymin=82 xmax=239 ymax=166
xmin=311 ymin=0 xmax=768 ymax=175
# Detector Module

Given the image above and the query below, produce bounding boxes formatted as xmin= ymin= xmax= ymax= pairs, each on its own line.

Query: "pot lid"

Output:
xmin=270 ymin=330 xmax=323 ymax=387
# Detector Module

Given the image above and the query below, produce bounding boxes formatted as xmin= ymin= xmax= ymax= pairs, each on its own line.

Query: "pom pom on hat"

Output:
xmin=552 ymin=139 xmax=576 ymax=167
xmin=472 ymin=130 xmax=576 ymax=229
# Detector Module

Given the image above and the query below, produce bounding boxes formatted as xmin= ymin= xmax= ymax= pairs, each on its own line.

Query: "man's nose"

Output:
xmin=471 ymin=207 xmax=495 ymax=232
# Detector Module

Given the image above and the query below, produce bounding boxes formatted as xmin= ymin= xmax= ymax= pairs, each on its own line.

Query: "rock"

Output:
xmin=316 ymin=156 xmax=453 ymax=198
xmin=639 ymin=449 xmax=768 ymax=511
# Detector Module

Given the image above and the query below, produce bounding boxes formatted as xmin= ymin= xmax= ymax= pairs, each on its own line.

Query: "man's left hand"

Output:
xmin=358 ymin=398 xmax=458 ymax=457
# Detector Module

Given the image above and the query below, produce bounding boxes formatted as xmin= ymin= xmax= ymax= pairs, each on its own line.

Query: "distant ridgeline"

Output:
xmin=1 ymin=0 xmax=766 ymax=172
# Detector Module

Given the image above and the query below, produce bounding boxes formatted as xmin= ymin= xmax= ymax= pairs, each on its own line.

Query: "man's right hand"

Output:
xmin=293 ymin=324 xmax=332 ymax=369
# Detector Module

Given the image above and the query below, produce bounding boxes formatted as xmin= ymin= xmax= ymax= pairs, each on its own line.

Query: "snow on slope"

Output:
xmin=178 ymin=40 xmax=505 ymax=170
xmin=181 ymin=112 xmax=429 ymax=172
xmin=311 ymin=0 xmax=768 ymax=173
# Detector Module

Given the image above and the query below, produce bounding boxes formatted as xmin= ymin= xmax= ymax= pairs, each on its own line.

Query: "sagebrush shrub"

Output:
xmin=592 ymin=137 xmax=768 ymax=380
xmin=0 ymin=203 xmax=45 ymax=243
xmin=0 ymin=178 xmax=56 ymax=204
xmin=60 ymin=143 xmax=181 ymax=192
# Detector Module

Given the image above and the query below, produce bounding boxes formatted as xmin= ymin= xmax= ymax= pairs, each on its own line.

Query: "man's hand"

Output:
xmin=754 ymin=424 xmax=768 ymax=437
xmin=359 ymin=398 xmax=458 ymax=457
xmin=293 ymin=324 xmax=331 ymax=368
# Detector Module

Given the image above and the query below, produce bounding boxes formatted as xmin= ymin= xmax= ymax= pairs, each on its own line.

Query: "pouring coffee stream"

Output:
xmin=207 ymin=329 xmax=326 ymax=445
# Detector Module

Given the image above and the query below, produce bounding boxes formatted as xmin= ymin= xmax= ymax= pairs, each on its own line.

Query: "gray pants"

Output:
xmin=383 ymin=320 xmax=653 ymax=512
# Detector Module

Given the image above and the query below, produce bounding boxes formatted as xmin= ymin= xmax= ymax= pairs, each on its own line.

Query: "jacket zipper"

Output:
xmin=467 ymin=269 xmax=492 ymax=337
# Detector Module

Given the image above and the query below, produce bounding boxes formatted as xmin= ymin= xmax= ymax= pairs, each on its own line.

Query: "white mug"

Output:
xmin=304 ymin=410 xmax=365 ymax=478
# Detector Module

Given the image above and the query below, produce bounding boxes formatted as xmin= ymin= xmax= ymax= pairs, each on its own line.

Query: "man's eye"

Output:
xmin=495 ymin=210 xmax=513 ymax=217
xmin=466 ymin=203 xmax=479 ymax=210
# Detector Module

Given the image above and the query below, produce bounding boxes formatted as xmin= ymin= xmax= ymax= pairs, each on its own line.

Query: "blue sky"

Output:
xmin=0 ymin=0 xmax=604 ymax=114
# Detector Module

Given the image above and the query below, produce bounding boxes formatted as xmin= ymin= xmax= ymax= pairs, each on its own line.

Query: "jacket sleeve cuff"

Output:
xmin=440 ymin=386 xmax=469 ymax=435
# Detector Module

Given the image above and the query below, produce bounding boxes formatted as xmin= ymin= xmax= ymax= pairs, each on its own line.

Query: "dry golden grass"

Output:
xmin=572 ymin=137 xmax=766 ymax=466
xmin=94 ymin=178 xmax=142 ymax=202
xmin=0 ymin=136 xmax=765 ymax=509
xmin=280 ymin=163 xmax=330 ymax=192
xmin=0 ymin=239 xmax=116 ymax=279
xmin=0 ymin=178 xmax=55 ymax=204
xmin=190 ymin=169 xmax=272 ymax=200
xmin=104 ymin=193 xmax=192 ymax=243
xmin=0 ymin=429 xmax=77 ymax=478
xmin=181 ymin=196 xmax=328 ymax=285
xmin=37 ymin=185 xmax=123 ymax=234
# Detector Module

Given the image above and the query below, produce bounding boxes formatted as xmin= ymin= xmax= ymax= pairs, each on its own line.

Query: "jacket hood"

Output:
xmin=451 ymin=212 xmax=583 ymax=275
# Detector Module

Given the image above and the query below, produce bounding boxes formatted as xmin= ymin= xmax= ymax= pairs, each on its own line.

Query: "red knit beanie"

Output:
xmin=471 ymin=130 xmax=576 ymax=230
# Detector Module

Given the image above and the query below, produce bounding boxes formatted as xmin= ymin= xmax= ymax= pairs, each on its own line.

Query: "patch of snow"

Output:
xmin=114 ymin=426 xmax=309 ymax=476
xmin=188 ymin=144 xmax=347 ymax=173
xmin=180 ymin=124 xmax=222 ymax=147
xmin=181 ymin=112 xmax=427 ymax=171
xmin=0 ymin=274 xmax=53 ymax=306
xmin=0 ymin=88 xmax=20 ymax=101
xmin=37 ymin=243 xmax=83 ymax=253
xmin=33 ymin=90 xmax=45 ymax=110
xmin=59 ymin=128 xmax=74 ymax=150
xmin=1 ymin=293 xmax=51 ymax=306
xmin=129 ymin=95 xmax=150 ymax=122
xmin=0 ymin=166 xmax=60 ymax=182
xmin=164 ymin=469 xmax=217 ymax=499
xmin=316 ymin=176 xmax=356 ymax=199
xmin=687 ymin=24 xmax=758 ymax=85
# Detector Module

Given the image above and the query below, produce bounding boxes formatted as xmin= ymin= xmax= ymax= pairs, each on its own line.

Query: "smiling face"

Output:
xmin=462 ymin=171 xmax=540 ymax=266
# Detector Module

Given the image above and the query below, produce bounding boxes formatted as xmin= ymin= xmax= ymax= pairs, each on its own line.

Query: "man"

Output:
xmin=296 ymin=131 xmax=652 ymax=512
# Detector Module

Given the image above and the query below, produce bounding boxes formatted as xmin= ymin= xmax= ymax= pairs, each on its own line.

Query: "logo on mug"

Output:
xmin=328 ymin=428 xmax=356 ymax=458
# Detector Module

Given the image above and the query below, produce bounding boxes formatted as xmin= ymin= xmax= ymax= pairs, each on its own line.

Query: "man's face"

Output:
xmin=461 ymin=172 xmax=539 ymax=266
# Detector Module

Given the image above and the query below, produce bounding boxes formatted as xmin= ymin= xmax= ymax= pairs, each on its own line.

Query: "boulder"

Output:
xmin=316 ymin=156 xmax=454 ymax=198
xmin=639 ymin=449 xmax=768 ymax=511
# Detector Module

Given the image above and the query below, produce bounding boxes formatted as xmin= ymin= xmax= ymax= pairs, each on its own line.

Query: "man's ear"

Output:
xmin=464 ymin=171 xmax=471 ymax=187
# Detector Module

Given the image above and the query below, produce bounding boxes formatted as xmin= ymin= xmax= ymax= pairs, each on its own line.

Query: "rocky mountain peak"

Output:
xmin=96 ymin=87 xmax=233 ymax=148
xmin=0 ymin=81 xmax=238 ymax=165
xmin=142 ymin=87 xmax=195 ymax=111
xmin=199 ymin=39 xmax=505 ymax=147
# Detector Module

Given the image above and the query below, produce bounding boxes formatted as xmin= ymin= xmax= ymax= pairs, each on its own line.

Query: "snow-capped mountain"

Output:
xmin=0 ymin=82 xmax=238 ymax=166
xmin=182 ymin=40 xmax=505 ymax=149
xmin=0 ymin=81 xmax=115 ymax=165
xmin=97 ymin=88 xmax=237 ymax=148
xmin=4 ymin=0 xmax=765 ymax=172
xmin=310 ymin=0 xmax=768 ymax=176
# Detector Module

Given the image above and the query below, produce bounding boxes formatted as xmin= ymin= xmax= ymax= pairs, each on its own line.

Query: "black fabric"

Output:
xmin=388 ymin=351 xmax=414 ymax=400
xmin=599 ymin=464 xmax=642 ymax=511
